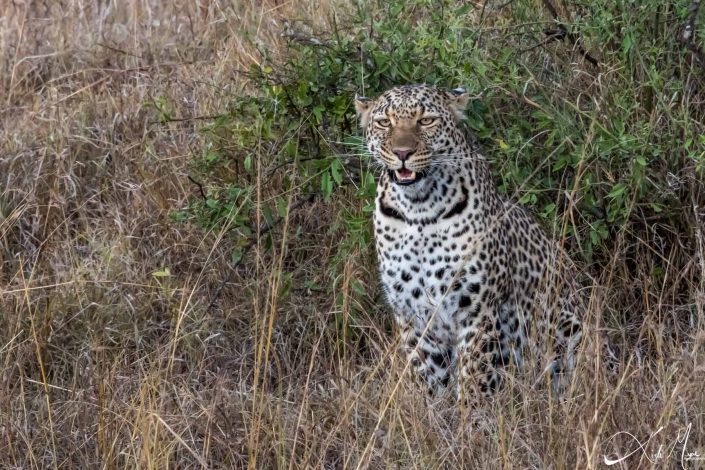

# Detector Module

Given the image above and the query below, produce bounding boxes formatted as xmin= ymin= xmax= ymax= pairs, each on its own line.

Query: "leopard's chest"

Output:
xmin=373 ymin=209 xmax=483 ymax=334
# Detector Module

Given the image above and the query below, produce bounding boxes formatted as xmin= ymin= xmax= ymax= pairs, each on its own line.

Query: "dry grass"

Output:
xmin=1 ymin=0 xmax=705 ymax=468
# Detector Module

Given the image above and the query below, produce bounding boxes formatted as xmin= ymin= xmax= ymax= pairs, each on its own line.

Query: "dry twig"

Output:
xmin=541 ymin=0 xmax=599 ymax=66
xmin=680 ymin=0 xmax=705 ymax=67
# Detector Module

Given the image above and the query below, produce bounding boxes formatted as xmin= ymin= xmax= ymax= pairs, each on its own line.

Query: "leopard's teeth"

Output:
xmin=395 ymin=170 xmax=417 ymax=181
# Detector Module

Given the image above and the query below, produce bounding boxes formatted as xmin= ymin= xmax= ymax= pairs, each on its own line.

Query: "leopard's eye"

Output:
xmin=419 ymin=117 xmax=437 ymax=126
xmin=375 ymin=118 xmax=391 ymax=128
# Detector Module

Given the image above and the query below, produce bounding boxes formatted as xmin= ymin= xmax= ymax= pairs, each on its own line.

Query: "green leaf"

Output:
xmin=454 ymin=4 xmax=471 ymax=17
xmin=650 ymin=203 xmax=664 ymax=213
xmin=231 ymin=248 xmax=243 ymax=264
xmin=607 ymin=183 xmax=627 ymax=199
xmin=321 ymin=171 xmax=333 ymax=201
xmin=313 ymin=106 xmax=324 ymax=123
xmin=276 ymin=197 xmax=288 ymax=218
xmin=152 ymin=268 xmax=171 ymax=278
xmin=590 ymin=229 xmax=600 ymax=246
xmin=262 ymin=204 xmax=275 ymax=227
xmin=351 ymin=278 xmax=367 ymax=296
xmin=278 ymin=271 xmax=293 ymax=300
xmin=331 ymin=159 xmax=343 ymax=185
xmin=239 ymin=226 xmax=253 ymax=237
xmin=622 ymin=33 xmax=634 ymax=55
xmin=205 ymin=151 xmax=219 ymax=164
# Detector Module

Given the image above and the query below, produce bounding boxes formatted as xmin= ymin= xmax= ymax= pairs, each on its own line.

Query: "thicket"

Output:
xmin=177 ymin=0 xmax=705 ymax=340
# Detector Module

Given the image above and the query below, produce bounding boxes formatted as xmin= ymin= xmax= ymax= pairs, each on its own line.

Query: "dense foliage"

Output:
xmin=179 ymin=0 xmax=705 ymax=332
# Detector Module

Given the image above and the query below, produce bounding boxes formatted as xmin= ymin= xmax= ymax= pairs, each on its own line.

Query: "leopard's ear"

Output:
xmin=354 ymin=94 xmax=374 ymax=129
xmin=445 ymin=87 xmax=469 ymax=121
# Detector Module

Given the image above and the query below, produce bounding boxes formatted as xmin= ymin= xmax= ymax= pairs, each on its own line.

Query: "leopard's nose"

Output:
xmin=393 ymin=148 xmax=415 ymax=161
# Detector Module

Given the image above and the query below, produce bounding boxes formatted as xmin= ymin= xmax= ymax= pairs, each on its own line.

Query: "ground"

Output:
xmin=1 ymin=1 xmax=704 ymax=469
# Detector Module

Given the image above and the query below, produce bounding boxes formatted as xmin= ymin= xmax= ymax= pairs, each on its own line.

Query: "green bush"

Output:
xmin=178 ymin=0 xmax=705 ymax=317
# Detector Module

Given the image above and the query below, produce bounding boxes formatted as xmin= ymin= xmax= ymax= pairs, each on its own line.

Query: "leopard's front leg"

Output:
xmin=398 ymin=320 xmax=455 ymax=395
xmin=455 ymin=301 xmax=505 ymax=407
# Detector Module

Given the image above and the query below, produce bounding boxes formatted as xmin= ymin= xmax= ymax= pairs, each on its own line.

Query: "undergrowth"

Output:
xmin=2 ymin=0 xmax=704 ymax=468
xmin=183 ymin=0 xmax=705 ymax=331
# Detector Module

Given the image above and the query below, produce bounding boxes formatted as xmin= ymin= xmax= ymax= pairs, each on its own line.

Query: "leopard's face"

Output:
xmin=355 ymin=85 xmax=469 ymax=186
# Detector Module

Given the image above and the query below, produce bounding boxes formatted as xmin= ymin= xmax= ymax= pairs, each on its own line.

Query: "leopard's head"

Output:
xmin=355 ymin=84 xmax=469 ymax=186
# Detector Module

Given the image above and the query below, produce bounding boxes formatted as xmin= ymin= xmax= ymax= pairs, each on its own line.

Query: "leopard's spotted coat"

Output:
xmin=355 ymin=84 xmax=583 ymax=403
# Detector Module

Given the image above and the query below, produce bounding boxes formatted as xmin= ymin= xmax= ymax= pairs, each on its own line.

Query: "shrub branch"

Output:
xmin=541 ymin=0 xmax=599 ymax=66
xmin=205 ymin=193 xmax=316 ymax=312
xmin=680 ymin=0 xmax=705 ymax=67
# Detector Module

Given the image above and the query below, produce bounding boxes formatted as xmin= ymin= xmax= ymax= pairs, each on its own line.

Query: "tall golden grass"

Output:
xmin=1 ymin=1 xmax=704 ymax=468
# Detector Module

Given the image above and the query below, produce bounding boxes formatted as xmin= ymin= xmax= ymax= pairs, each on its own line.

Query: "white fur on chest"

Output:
xmin=374 ymin=209 xmax=483 ymax=340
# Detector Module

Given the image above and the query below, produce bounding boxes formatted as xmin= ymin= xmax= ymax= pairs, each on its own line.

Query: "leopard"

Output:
xmin=354 ymin=84 xmax=583 ymax=405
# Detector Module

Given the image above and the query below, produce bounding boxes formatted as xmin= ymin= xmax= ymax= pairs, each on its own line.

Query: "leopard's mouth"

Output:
xmin=389 ymin=168 xmax=424 ymax=185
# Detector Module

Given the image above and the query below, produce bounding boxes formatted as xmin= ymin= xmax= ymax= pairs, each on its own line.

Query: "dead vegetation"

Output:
xmin=1 ymin=1 xmax=704 ymax=468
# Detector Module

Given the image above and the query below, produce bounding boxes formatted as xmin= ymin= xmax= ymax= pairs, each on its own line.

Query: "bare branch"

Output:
xmin=205 ymin=194 xmax=317 ymax=312
xmin=679 ymin=0 xmax=705 ymax=67
xmin=541 ymin=0 xmax=599 ymax=67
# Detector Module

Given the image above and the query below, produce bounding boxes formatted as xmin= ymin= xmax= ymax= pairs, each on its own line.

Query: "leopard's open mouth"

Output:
xmin=390 ymin=168 xmax=423 ymax=185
